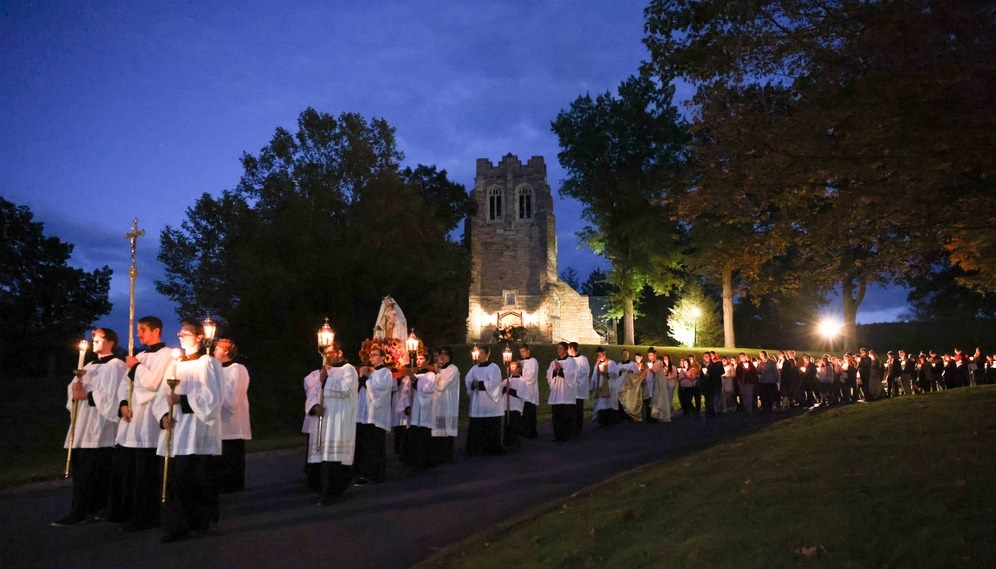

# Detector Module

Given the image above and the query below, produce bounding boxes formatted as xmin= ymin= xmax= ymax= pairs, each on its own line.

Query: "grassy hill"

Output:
xmin=418 ymin=386 xmax=996 ymax=569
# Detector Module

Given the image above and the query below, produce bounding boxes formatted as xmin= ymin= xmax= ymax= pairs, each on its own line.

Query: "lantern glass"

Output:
xmin=502 ymin=345 xmax=512 ymax=364
xmin=203 ymin=317 xmax=217 ymax=342
xmin=317 ymin=318 xmax=335 ymax=349
xmin=406 ymin=331 xmax=419 ymax=354
xmin=471 ymin=344 xmax=480 ymax=361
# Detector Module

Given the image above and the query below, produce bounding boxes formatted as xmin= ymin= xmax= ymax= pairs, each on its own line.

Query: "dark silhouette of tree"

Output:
xmin=0 ymin=197 xmax=112 ymax=376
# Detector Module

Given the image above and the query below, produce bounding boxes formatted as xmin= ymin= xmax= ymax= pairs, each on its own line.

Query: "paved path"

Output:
xmin=1 ymin=412 xmax=777 ymax=569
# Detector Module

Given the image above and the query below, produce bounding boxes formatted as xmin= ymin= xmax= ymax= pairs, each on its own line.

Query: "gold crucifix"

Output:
xmin=125 ymin=218 xmax=145 ymax=408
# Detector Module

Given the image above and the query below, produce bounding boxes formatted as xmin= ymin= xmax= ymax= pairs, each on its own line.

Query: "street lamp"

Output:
xmin=689 ymin=306 xmax=702 ymax=348
xmin=818 ymin=318 xmax=843 ymax=351
xmin=202 ymin=317 xmax=217 ymax=352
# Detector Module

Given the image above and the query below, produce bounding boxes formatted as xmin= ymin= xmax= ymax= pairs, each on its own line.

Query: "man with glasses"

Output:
xmin=353 ymin=347 xmax=393 ymax=485
xmin=153 ymin=320 xmax=223 ymax=543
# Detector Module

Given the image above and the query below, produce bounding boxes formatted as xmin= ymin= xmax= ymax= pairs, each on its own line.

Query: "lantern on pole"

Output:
xmin=406 ymin=331 xmax=420 ymax=369
xmin=471 ymin=344 xmax=480 ymax=362
xmin=203 ymin=317 xmax=217 ymax=352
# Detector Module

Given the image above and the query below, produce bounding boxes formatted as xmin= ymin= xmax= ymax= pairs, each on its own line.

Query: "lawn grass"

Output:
xmin=418 ymin=386 xmax=996 ymax=569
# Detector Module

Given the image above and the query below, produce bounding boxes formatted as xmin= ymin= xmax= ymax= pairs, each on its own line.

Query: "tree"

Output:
xmin=643 ymin=0 xmax=996 ymax=347
xmin=0 ymin=197 xmax=112 ymax=376
xmin=157 ymin=109 xmax=471 ymax=366
xmin=559 ymin=266 xmax=581 ymax=293
xmin=552 ymin=75 xmax=689 ymax=344
xmin=667 ymin=286 xmax=722 ymax=348
xmin=581 ymin=268 xmax=615 ymax=297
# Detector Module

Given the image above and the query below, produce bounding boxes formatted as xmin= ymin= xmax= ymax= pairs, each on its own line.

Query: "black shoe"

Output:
xmin=353 ymin=478 xmax=370 ymax=487
xmin=51 ymin=514 xmax=86 ymax=527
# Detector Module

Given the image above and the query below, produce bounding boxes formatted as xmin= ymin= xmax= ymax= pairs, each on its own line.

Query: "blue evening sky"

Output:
xmin=0 ymin=1 xmax=907 ymax=335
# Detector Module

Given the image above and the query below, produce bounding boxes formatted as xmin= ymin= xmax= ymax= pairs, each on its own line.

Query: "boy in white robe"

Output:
xmin=431 ymin=347 xmax=460 ymax=465
xmin=353 ymin=347 xmax=393 ymax=485
xmin=306 ymin=342 xmax=357 ymax=504
xmin=517 ymin=344 xmax=540 ymax=439
xmin=465 ymin=345 xmax=505 ymax=455
xmin=400 ymin=352 xmax=436 ymax=469
xmin=569 ymin=342 xmax=590 ymax=436
xmin=111 ymin=316 xmax=171 ymax=532
xmin=547 ymin=342 xmax=578 ymax=441
xmin=53 ymin=328 xmax=127 ymax=527
xmin=214 ymin=338 xmax=252 ymax=493
xmin=153 ymin=320 xmax=223 ymax=542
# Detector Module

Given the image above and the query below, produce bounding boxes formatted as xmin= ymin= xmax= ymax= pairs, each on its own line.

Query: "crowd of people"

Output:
xmin=56 ymin=319 xmax=993 ymax=543
xmin=53 ymin=317 xmax=252 ymax=544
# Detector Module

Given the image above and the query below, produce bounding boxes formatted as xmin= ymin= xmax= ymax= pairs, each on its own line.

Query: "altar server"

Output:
xmin=53 ymin=329 xmax=127 ymax=527
xmin=153 ymin=319 xmax=223 ymax=543
xmin=306 ymin=342 xmax=357 ymax=504
xmin=214 ymin=338 xmax=251 ymax=493
xmin=353 ymin=347 xmax=393 ymax=485
xmin=547 ymin=341 xmax=578 ymax=441
xmin=465 ymin=345 xmax=505 ymax=455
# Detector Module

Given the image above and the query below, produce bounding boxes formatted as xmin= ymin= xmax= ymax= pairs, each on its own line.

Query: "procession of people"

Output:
xmin=54 ymin=292 xmax=994 ymax=545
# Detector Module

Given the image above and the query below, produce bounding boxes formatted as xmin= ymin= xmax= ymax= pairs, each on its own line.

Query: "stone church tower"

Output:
xmin=466 ymin=154 xmax=601 ymax=344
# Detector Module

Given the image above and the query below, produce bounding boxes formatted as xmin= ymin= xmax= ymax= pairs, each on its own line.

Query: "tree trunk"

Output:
xmin=622 ymin=296 xmax=635 ymax=345
xmin=841 ymin=280 xmax=866 ymax=352
xmin=722 ymin=268 xmax=736 ymax=348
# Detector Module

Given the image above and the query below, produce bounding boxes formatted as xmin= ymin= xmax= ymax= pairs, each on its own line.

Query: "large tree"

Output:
xmin=552 ymin=75 xmax=689 ymax=344
xmin=644 ymin=0 xmax=996 ymax=347
xmin=157 ymin=108 xmax=471 ymax=364
xmin=0 ymin=197 xmax=112 ymax=376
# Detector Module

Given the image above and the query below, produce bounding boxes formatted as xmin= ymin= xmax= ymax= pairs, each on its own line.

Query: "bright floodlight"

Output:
xmin=689 ymin=306 xmax=702 ymax=319
xmin=818 ymin=318 xmax=843 ymax=339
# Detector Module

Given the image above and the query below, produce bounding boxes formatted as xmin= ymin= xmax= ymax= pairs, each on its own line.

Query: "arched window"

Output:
xmin=517 ymin=185 xmax=533 ymax=219
xmin=488 ymin=186 xmax=503 ymax=221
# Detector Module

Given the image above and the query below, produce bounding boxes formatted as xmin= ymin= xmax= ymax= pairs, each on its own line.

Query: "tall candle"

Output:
xmin=167 ymin=348 xmax=182 ymax=378
xmin=77 ymin=340 xmax=87 ymax=370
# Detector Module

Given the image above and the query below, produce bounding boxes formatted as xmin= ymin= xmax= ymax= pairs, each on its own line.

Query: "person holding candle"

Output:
xmin=152 ymin=319 xmax=223 ymax=543
xmin=53 ymin=329 xmax=128 ymax=527
xmin=109 ymin=316 xmax=172 ymax=532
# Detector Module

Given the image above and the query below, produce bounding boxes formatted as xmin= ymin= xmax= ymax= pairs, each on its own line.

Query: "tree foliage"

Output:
xmin=552 ymin=75 xmax=690 ymax=344
xmin=157 ymin=108 xmax=471 ymax=367
xmin=0 ymin=197 xmax=112 ymax=375
xmin=643 ymin=0 xmax=996 ymax=346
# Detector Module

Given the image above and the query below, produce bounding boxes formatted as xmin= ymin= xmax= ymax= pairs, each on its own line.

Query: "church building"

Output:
xmin=466 ymin=154 xmax=602 ymax=344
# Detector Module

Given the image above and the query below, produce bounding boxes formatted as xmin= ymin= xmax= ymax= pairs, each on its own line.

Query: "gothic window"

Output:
xmin=488 ymin=186 xmax=503 ymax=221
xmin=517 ymin=185 xmax=533 ymax=219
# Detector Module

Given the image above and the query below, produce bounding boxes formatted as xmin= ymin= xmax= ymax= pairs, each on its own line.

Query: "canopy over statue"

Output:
xmin=373 ymin=296 xmax=408 ymax=340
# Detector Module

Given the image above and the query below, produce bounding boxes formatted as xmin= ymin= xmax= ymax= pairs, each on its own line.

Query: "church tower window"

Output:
xmin=517 ymin=185 xmax=533 ymax=219
xmin=488 ymin=186 xmax=503 ymax=221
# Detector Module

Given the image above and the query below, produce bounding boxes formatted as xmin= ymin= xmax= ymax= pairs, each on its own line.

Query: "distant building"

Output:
xmin=466 ymin=154 xmax=601 ymax=344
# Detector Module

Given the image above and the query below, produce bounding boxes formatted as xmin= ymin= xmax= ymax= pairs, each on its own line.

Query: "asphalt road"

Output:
xmin=1 ymin=411 xmax=771 ymax=569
